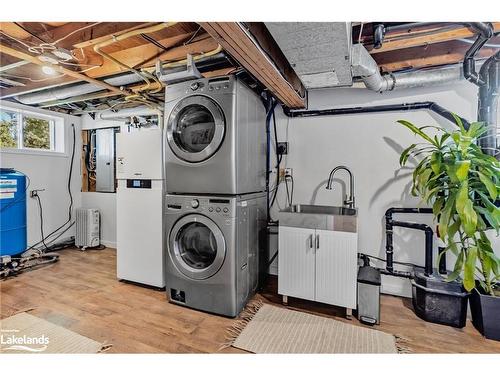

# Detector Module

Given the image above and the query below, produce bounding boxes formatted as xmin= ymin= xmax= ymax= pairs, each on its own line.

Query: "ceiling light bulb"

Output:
xmin=51 ymin=48 xmax=73 ymax=61
xmin=42 ymin=65 xmax=56 ymax=75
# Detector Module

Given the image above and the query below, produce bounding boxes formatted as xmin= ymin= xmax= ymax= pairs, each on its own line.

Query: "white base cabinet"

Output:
xmin=278 ymin=226 xmax=358 ymax=309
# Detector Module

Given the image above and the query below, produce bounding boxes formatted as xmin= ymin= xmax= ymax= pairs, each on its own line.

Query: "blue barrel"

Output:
xmin=0 ymin=168 xmax=27 ymax=256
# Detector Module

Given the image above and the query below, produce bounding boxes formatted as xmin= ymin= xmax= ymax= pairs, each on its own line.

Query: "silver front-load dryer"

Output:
xmin=164 ymin=76 xmax=266 ymax=195
xmin=165 ymin=192 xmax=266 ymax=317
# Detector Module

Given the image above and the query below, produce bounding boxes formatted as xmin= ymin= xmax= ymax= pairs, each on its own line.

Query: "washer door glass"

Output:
xmin=167 ymin=96 xmax=225 ymax=163
xmin=169 ymin=214 xmax=226 ymax=280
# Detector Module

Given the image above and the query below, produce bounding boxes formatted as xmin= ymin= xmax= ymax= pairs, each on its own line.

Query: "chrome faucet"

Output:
xmin=326 ymin=166 xmax=355 ymax=209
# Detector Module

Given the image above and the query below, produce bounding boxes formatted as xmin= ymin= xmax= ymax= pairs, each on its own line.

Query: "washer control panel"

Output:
xmin=166 ymin=195 xmax=234 ymax=217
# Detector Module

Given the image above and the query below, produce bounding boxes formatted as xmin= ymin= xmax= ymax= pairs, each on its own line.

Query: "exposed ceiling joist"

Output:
xmin=374 ymin=39 xmax=499 ymax=72
xmin=368 ymin=22 xmax=500 ymax=54
xmin=200 ymin=22 xmax=306 ymax=108
xmin=0 ymin=33 xmax=217 ymax=99
xmin=0 ymin=43 xmax=129 ymax=96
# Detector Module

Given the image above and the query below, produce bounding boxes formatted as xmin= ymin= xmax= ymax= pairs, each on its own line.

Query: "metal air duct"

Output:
xmin=351 ymin=44 xmax=465 ymax=92
xmin=16 ymin=73 xmax=140 ymax=105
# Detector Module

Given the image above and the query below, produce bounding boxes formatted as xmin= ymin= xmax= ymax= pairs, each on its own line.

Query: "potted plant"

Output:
xmin=397 ymin=115 xmax=500 ymax=340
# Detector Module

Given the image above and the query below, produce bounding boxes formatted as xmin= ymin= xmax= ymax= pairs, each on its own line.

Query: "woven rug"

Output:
xmin=0 ymin=312 xmax=106 ymax=354
xmin=226 ymin=303 xmax=405 ymax=354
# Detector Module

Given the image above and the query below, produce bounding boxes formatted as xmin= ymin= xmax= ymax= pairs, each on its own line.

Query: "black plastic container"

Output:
xmin=411 ymin=268 xmax=469 ymax=328
xmin=470 ymin=287 xmax=500 ymax=341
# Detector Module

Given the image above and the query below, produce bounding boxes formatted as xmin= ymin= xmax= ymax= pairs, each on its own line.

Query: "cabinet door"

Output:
xmin=278 ymin=226 xmax=315 ymax=301
xmin=315 ymin=229 xmax=358 ymax=309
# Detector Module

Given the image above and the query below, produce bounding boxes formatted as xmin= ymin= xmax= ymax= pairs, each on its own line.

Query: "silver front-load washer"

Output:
xmin=164 ymin=76 xmax=266 ymax=195
xmin=165 ymin=192 xmax=266 ymax=317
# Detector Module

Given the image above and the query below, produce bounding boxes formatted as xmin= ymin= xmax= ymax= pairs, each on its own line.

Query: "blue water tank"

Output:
xmin=0 ymin=168 xmax=27 ymax=256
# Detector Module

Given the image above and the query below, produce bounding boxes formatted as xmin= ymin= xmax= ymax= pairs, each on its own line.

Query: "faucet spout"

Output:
xmin=326 ymin=166 xmax=355 ymax=209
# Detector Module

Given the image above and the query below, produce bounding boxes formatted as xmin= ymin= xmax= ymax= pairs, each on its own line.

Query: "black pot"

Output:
xmin=470 ymin=287 xmax=500 ymax=341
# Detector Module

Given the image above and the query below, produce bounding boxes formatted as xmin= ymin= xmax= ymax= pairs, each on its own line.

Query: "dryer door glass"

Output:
xmin=169 ymin=214 xmax=226 ymax=280
xmin=167 ymin=95 xmax=225 ymax=163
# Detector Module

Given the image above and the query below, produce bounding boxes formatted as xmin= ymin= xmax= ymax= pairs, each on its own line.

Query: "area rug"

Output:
xmin=226 ymin=302 xmax=406 ymax=353
xmin=0 ymin=312 xmax=107 ymax=353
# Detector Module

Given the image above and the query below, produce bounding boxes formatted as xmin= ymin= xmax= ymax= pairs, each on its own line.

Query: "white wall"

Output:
xmin=271 ymin=81 xmax=498 ymax=297
xmin=80 ymin=114 xmax=126 ymax=247
xmin=0 ymin=101 xmax=82 ymax=247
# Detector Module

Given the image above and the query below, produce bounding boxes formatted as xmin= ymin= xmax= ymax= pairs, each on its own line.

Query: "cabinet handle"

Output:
xmin=316 ymin=234 xmax=319 ymax=249
xmin=309 ymin=234 xmax=313 ymax=249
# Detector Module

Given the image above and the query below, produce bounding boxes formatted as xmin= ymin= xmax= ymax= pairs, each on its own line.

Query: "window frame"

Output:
xmin=0 ymin=106 xmax=65 ymax=156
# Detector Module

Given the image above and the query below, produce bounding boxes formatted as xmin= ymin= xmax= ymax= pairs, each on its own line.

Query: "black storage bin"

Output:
xmin=411 ymin=268 xmax=469 ymax=328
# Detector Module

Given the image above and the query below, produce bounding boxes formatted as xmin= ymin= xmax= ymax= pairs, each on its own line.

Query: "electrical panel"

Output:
xmin=95 ymin=128 xmax=116 ymax=192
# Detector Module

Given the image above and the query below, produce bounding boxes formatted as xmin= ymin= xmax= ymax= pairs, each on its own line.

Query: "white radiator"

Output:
xmin=75 ymin=208 xmax=100 ymax=248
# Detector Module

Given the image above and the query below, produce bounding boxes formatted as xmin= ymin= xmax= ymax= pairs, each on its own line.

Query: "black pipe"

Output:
xmin=373 ymin=23 xmax=386 ymax=49
xmin=438 ymin=246 xmax=447 ymax=275
xmin=283 ymin=101 xmax=471 ymax=129
xmin=385 ymin=208 xmax=434 ymax=277
xmin=478 ymin=50 xmax=500 ymax=159
xmin=463 ymin=22 xmax=494 ymax=87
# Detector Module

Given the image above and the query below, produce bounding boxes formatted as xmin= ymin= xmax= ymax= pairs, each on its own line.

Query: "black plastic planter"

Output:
xmin=470 ymin=287 xmax=500 ymax=341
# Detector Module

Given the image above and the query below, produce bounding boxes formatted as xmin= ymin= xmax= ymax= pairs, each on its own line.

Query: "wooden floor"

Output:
xmin=1 ymin=248 xmax=499 ymax=353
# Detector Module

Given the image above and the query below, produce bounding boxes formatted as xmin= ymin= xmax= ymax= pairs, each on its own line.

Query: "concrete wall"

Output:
xmin=270 ymin=81 xmax=498 ymax=297
xmin=0 ymin=101 xmax=82 ymax=247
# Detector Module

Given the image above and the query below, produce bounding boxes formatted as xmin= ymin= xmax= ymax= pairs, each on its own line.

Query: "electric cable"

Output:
xmin=361 ymin=253 xmax=419 ymax=268
xmin=24 ymin=123 xmax=75 ymax=252
xmin=34 ymin=193 xmax=50 ymax=251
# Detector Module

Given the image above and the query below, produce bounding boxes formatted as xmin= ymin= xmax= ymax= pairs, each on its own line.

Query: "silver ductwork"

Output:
xmin=351 ymin=44 xmax=464 ymax=92
xmin=15 ymin=73 xmax=141 ymax=105
xmin=98 ymin=105 xmax=161 ymax=120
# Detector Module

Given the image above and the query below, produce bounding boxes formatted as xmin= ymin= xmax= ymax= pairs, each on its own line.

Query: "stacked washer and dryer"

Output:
xmin=164 ymin=76 xmax=267 ymax=317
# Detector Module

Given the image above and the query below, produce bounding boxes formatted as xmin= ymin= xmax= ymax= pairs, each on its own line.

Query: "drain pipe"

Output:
xmin=463 ymin=22 xmax=494 ymax=86
xmin=478 ymin=50 xmax=500 ymax=159
xmin=385 ymin=208 xmax=434 ymax=276
xmin=283 ymin=101 xmax=471 ymax=129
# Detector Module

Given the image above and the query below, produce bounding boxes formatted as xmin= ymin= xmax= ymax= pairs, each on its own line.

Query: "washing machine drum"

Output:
xmin=166 ymin=95 xmax=225 ymax=163
xmin=169 ymin=214 xmax=226 ymax=280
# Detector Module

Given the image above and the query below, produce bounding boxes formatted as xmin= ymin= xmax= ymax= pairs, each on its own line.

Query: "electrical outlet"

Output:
xmin=284 ymin=168 xmax=292 ymax=177
xmin=277 ymin=142 xmax=288 ymax=155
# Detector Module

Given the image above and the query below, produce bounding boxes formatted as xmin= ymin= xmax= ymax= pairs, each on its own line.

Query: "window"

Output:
xmin=0 ymin=107 xmax=63 ymax=153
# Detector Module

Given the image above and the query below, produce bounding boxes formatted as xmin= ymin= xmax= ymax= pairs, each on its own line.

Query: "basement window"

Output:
xmin=0 ymin=107 xmax=64 ymax=154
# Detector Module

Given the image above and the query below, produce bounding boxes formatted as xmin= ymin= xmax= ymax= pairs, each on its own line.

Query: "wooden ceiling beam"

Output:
xmin=0 ymin=22 xmax=150 ymax=50
xmin=374 ymin=39 xmax=499 ymax=72
xmin=368 ymin=22 xmax=500 ymax=54
xmin=200 ymin=22 xmax=306 ymax=108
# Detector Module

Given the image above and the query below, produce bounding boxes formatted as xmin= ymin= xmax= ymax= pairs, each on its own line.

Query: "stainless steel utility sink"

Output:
xmin=279 ymin=204 xmax=357 ymax=232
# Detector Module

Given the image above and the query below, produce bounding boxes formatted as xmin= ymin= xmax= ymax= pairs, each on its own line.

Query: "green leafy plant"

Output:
xmin=397 ymin=116 xmax=500 ymax=296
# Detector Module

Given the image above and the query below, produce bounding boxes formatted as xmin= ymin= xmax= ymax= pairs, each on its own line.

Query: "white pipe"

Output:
xmin=99 ymin=105 xmax=162 ymax=120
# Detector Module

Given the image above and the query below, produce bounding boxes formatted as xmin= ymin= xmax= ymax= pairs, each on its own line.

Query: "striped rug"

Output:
xmin=227 ymin=303 xmax=401 ymax=354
